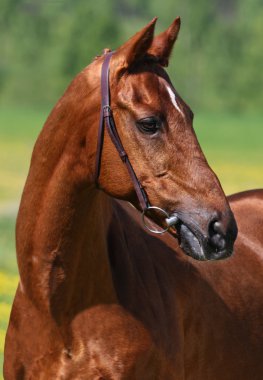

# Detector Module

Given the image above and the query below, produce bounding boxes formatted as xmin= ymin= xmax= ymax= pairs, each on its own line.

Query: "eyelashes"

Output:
xmin=136 ymin=116 xmax=161 ymax=135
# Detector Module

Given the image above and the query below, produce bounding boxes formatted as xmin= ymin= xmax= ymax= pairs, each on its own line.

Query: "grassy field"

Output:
xmin=0 ymin=107 xmax=262 ymax=377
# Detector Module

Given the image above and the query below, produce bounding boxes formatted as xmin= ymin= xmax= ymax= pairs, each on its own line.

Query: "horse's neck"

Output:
xmin=16 ymin=77 xmax=117 ymax=318
xmin=17 ymin=161 xmax=116 ymax=319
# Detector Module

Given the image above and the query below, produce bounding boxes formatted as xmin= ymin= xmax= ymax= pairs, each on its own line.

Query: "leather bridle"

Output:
xmin=95 ymin=51 xmax=178 ymax=234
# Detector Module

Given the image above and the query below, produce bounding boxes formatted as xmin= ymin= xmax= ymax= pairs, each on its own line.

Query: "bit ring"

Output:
xmin=142 ymin=206 xmax=170 ymax=234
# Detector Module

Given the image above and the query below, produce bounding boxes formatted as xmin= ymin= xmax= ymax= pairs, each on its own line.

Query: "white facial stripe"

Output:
xmin=166 ymin=85 xmax=184 ymax=117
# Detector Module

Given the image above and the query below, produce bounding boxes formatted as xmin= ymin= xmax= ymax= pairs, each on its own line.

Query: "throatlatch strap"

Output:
xmin=95 ymin=52 xmax=149 ymax=211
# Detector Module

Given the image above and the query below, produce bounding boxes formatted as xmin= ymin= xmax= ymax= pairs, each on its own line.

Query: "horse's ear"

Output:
xmin=148 ymin=17 xmax=181 ymax=67
xmin=114 ymin=18 xmax=157 ymax=70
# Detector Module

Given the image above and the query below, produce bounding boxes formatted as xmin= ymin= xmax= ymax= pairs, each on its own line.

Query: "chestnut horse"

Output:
xmin=4 ymin=18 xmax=263 ymax=379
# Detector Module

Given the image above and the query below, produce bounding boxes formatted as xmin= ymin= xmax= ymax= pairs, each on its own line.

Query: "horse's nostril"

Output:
xmin=209 ymin=219 xmax=224 ymax=235
xmin=210 ymin=233 xmax=226 ymax=250
xmin=208 ymin=220 xmax=227 ymax=251
xmin=213 ymin=221 xmax=223 ymax=234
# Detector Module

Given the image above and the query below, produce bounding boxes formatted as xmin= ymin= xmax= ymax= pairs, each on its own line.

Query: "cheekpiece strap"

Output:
xmin=95 ymin=52 xmax=149 ymax=211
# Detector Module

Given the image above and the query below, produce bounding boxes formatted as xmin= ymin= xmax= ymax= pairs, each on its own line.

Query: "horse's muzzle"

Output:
xmin=175 ymin=211 xmax=238 ymax=261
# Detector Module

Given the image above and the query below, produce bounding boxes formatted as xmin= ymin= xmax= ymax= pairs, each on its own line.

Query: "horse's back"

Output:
xmin=228 ymin=188 xmax=263 ymax=210
xmin=228 ymin=189 xmax=263 ymax=252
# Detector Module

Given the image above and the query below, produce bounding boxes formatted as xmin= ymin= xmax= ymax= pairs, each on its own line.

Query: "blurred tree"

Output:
xmin=0 ymin=0 xmax=120 ymax=105
xmin=62 ymin=0 xmax=120 ymax=79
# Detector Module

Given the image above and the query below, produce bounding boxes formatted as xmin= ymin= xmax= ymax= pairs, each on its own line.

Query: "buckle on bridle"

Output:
xmin=103 ymin=105 xmax=111 ymax=118
xmin=142 ymin=206 xmax=178 ymax=234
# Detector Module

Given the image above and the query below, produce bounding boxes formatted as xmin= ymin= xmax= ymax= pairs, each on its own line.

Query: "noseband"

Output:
xmin=95 ymin=52 xmax=178 ymax=234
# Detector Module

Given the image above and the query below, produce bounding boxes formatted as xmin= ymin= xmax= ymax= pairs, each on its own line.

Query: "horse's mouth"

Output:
xmin=175 ymin=222 xmax=206 ymax=260
xmin=169 ymin=220 xmax=233 ymax=261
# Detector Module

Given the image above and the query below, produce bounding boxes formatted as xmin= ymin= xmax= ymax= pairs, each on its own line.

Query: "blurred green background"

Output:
xmin=0 ymin=0 xmax=262 ymax=376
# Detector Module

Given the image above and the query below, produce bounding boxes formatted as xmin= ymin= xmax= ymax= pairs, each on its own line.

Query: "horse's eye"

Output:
xmin=136 ymin=117 xmax=160 ymax=134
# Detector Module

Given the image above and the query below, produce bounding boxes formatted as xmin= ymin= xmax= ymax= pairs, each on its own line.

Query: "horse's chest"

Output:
xmin=55 ymin=304 xmax=169 ymax=379
xmin=24 ymin=303 xmax=175 ymax=379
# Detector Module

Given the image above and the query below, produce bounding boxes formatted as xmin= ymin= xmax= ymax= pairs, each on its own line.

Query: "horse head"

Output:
xmin=89 ymin=18 xmax=237 ymax=261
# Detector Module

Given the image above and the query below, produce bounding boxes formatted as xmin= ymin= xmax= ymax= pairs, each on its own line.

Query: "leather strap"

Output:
xmin=95 ymin=52 xmax=149 ymax=210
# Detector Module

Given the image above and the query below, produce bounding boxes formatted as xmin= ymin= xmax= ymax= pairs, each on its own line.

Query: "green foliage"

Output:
xmin=0 ymin=107 xmax=45 ymax=202
xmin=0 ymin=214 xmax=18 ymax=378
xmin=0 ymin=0 xmax=121 ymax=106
xmin=194 ymin=112 xmax=263 ymax=193
xmin=150 ymin=0 xmax=263 ymax=111
xmin=1 ymin=0 xmax=263 ymax=111
xmin=0 ymin=217 xmax=17 ymax=274
xmin=0 ymin=269 xmax=18 ymax=380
